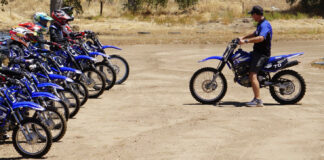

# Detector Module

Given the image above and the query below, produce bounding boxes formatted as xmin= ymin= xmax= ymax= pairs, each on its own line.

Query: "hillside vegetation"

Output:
xmin=0 ymin=0 xmax=323 ymax=44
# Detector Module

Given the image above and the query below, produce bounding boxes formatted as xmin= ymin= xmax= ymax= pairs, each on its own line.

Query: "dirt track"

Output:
xmin=1 ymin=40 xmax=324 ymax=160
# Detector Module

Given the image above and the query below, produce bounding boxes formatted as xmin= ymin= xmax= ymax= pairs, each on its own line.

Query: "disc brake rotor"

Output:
xmin=45 ymin=118 xmax=55 ymax=130
xmin=202 ymin=80 xmax=217 ymax=93
xmin=86 ymin=78 xmax=95 ymax=88
xmin=112 ymin=65 xmax=120 ymax=74
xmin=27 ymin=132 xmax=39 ymax=145
xmin=279 ymin=81 xmax=295 ymax=95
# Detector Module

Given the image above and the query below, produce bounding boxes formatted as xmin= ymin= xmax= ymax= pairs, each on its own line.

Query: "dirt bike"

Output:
xmin=189 ymin=38 xmax=306 ymax=105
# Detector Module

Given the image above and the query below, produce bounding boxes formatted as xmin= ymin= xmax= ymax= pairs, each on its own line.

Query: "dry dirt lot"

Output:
xmin=0 ymin=40 xmax=324 ymax=160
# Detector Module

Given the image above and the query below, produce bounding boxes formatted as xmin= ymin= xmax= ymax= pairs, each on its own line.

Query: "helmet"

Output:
xmin=19 ymin=22 xmax=43 ymax=33
xmin=61 ymin=6 xmax=75 ymax=22
xmin=33 ymin=12 xmax=53 ymax=29
xmin=10 ymin=27 xmax=38 ymax=43
xmin=52 ymin=10 xmax=73 ymax=25
xmin=61 ymin=6 xmax=74 ymax=17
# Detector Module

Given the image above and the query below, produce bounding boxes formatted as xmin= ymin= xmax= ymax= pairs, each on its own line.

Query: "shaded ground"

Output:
xmin=0 ymin=40 xmax=323 ymax=160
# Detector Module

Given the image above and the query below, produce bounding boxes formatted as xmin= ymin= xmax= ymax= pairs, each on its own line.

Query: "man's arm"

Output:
xmin=241 ymin=32 xmax=256 ymax=39
xmin=241 ymin=23 xmax=270 ymax=45
xmin=243 ymin=36 xmax=264 ymax=44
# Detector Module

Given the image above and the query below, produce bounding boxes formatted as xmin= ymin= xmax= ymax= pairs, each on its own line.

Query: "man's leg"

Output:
xmin=249 ymin=72 xmax=260 ymax=99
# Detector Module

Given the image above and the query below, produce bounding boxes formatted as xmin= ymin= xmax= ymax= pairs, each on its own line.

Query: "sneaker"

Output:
xmin=246 ymin=98 xmax=263 ymax=107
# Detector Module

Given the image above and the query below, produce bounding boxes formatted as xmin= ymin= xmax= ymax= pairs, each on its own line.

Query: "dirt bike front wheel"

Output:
xmin=189 ymin=67 xmax=227 ymax=104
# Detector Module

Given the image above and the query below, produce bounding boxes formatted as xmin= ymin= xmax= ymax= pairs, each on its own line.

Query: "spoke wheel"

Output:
xmin=12 ymin=118 xmax=52 ymax=158
xmin=95 ymin=62 xmax=116 ymax=90
xmin=270 ymin=70 xmax=306 ymax=104
xmin=82 ymin=68 xmax=106 ymax=98
xmin=109 ymin=55 xmax=129 ymax=84
xmin=189 ymin=67 xmax=227 ymax=104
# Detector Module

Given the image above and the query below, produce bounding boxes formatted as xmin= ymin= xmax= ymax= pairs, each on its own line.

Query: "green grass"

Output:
xmin=122 ymin=10 xmax=321 ymax=25
xmin=84 ymin=15 xmax=104 ymax=20
xmin=264 ymin=12 xmax=312 ymax=21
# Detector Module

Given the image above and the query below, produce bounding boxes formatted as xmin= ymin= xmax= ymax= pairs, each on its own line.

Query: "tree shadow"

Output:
xmin=0 ymin=157 xmax=47 ymax=160
xmin=184 ymin=101 xmax=246 ymax=107
xmin=184 ymin=101 xmax=244 ymax=107
xmin=0 ymin=157 xmax=25 ymax=160
xmin=0 ymin=140 xmax=13 ymax=145
xmin=184 ymin=101 xmax=290 ymax=107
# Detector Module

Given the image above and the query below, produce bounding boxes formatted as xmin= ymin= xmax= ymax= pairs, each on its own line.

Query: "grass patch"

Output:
xmin=84 ymin=15 xmax=104 ymax=20
xmin=264 ymin=11 xmax=321 ymax=21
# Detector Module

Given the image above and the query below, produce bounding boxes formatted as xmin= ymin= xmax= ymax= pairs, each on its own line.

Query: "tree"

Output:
xmin=86 ymin=0 xmax=113 ymax=16
xmin=0 ymin=0 xmax=8 ymax=6
xmin=124 ymin=0 xmax=168 ymax=13
xmin=51 ymin=0 xmax=63 ymax=13
xmin=175 ymin=0 xmax=198 ymax=10
xmin=286 ymin=0 xmax=324 ymax=14
xmin=100 ymin=0 xmax=104 ymax=15
xmin=63 ymin=0 xmax=83 ymax=14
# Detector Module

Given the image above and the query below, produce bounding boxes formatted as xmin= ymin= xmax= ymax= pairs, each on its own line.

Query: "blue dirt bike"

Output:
xmin=0 ymin=70 xmax=68 ymax=142
xmin=31 ymin=48 xmax=89 ymax=107
xmin=82 ymin=31 xmax=129 ymax=85
xmin=189 ymin=38 xmax=306 ymax=104
xmin=0 ymin=78 xmax=52 ymax=158
xmin=54 ymin=43 xmax=106 ymax=98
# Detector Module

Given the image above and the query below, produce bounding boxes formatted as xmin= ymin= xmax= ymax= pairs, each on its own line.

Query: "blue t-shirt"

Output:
xmin=253 ymin=19 xmax=272 ymax=57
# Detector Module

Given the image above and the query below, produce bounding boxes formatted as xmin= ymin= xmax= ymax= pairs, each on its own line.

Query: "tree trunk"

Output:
xmin=50 ymin=0 xmax=63 ymax=14
xmin=128 ymin=0 xmax=136 ymax=12
xmin=100 ymin=0 xmax=104 ymax=16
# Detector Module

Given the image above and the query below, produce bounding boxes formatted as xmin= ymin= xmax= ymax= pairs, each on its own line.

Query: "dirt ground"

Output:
xmin=0 ymin=40 xmax=324 ymax=160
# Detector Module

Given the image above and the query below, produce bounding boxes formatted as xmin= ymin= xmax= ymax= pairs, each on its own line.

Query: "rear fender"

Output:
xmin=286 ymin=52 xmax=304 ymax=59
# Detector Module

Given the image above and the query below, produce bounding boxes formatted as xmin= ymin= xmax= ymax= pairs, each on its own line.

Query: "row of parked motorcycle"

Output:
xmin=0 ymin=9 xmax=129 ymax=158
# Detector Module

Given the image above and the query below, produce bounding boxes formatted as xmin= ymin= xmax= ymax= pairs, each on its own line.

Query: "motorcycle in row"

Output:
xmin=0 ymin=25 xmax=130 ymax=158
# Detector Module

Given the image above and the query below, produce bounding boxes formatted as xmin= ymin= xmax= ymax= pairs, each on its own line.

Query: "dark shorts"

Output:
xmin=249 ymin=52 xmax=269 ymax=73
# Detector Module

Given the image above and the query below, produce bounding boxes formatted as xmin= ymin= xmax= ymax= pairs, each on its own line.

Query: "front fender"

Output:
xmin=75 ymin=55 xmax=97 ymax=62
xmin=51 ymin=67 xmax=60 ymax=72
xmin=32 ymin=92 xmax=61 ymax=101
xmin=102 ymin=45 xmax=122 ymax=50
xmin=37 ymin=82 xmax=64 ymax=90
xmin=89 ymin=52 xmax=108 ymax=58
xmin=199 ymin=56 xmax=224 ymax=63
xmin=12 ymin=102 xmax=45 ymax=111
xmin=60 ymin=67 xmax=82 ymax=74
xmin=49 ymin=74 xmax=74 ymax=83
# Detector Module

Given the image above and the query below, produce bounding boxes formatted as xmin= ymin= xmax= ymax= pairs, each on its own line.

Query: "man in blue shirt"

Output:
xmin=239 ymin=5 xmax=273 ymax=107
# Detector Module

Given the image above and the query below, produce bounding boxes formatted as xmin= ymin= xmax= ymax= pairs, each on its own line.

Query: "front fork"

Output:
xmin=13 ymin=111 xmax=33 ymax=142
xmin=210 ymin=61 xmax=226 ymax=83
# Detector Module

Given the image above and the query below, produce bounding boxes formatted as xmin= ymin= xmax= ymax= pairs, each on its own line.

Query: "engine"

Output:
xmin=233 ymin=61 xmax=251 ymax=87
xmin=231 ymin=49 xmax=252 ymax=87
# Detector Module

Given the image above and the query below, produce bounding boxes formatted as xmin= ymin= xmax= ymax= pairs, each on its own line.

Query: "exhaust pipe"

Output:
xmin=282 ymin=60 xmax=299 ymax=69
